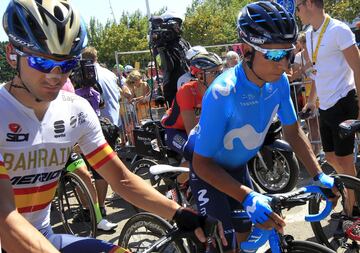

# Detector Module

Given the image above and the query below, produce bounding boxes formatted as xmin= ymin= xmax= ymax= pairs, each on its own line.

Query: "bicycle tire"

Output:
xmin=118 ymin=212 xmax=187 ymax=253
xmin=264 ymin=240 xmax=335 ymax=253
xmin=309 ymin=173 xmax=360 ymax=250
xmin=58 ymin=172 xmax=97 ymax=238
xmin=131 ymin=159 xmax=171 ymax=212
xmin=249 ymin=150 xmax=299 ymax=193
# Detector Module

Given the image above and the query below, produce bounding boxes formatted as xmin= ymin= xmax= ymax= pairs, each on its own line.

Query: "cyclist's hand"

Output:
xmin=315 ymin=173 xmax=341 ymax=209
xmin=172 ymin=208 xmax=227 ymax=246
xmin=313 ymin=172 xmax=334 ymax=188
xmin=242 ymin=191 xmax=285 ymax=232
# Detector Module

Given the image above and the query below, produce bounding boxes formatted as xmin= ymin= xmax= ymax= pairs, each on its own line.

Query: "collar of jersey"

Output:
xmin=236 ymin=63 xmax=269 ymax=92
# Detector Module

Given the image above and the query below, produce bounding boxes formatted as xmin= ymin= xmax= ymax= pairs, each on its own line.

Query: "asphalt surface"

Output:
xmin=50 ymin=163 xmax=357 ymax=252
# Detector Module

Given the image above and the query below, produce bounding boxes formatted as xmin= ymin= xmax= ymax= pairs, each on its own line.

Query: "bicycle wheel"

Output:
xmin=58 ymin=172 xmax=97 ymax=237
xmin=249 ymin=150 xmax=299 ymax=193
xmin=118 ymin=212 xmax=187 ymax=253
xmin=309 ymin=174 xmax=360 ymax=250
xmin=264 ymin=239 xmax=335 ymax=253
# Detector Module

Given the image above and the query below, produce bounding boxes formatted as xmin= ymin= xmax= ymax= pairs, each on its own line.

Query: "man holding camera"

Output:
xmin=150 ymin=11 xmax=191 ymax=105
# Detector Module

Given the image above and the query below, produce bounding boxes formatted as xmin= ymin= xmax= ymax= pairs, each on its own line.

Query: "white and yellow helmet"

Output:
xmin=3 ymin=0 xmax=88 ymax=57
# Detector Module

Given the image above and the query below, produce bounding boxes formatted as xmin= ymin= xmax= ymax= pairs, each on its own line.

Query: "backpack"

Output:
xmin=99 ymin=117 xmax=120 ymax=149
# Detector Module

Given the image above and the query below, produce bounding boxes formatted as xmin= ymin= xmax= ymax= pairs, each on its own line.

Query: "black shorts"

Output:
xmin=189 ymin=165 xmax=253 ymax=251
xmin=319 ymin=89 xmax=359 ymax=156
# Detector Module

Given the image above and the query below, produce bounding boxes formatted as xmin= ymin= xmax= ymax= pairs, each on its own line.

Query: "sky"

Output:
xmin=0 ymin=0 xmax=194 ymax=42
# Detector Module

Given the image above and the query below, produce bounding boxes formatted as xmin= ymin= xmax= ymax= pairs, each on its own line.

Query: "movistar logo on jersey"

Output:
xmin=11 ymin=169 xmax=62 ymax=185
xmin=212 ymin=78 xmax=236 ymax=100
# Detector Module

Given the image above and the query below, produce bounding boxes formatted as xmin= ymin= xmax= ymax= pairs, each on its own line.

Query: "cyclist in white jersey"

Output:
xmin=0 ymin=154 xmax=59 ymax=253
xmin=0 ymin=1 xmax=225 ymax=252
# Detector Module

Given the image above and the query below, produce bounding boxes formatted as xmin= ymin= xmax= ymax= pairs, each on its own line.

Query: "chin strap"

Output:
xmin=245 ymin=50 xmax=266 ymax=84
xmin=10 ymin=57 xmax=43 ymax=103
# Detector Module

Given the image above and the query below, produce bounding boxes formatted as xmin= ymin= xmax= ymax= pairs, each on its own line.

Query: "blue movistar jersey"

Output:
xmin=194 ymin=63 xmax=297 ymax=170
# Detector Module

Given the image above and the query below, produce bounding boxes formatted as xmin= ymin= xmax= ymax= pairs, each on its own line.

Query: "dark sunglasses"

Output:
xmin=15 ymin=49 xmax=80 ymax=74
xmin=247 ymin=41 xmax=295 ymax=62
xmin=204 ymin=68 xmax=223 ymax=77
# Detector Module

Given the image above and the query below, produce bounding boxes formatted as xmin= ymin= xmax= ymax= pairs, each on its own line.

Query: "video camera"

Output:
xmin=149 ymin=16 xmax=182 ymax=48
xmin=70 ymin=59 xmax=98 ymax=87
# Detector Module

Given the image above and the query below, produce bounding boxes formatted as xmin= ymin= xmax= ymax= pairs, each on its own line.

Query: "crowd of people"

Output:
xmin=0 ymin=0 xmax=359 ymax=253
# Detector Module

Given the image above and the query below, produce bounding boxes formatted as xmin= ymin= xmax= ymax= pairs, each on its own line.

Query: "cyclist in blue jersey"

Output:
xmin=190 ymin=1 xmax=339 ymax=252
xmin=0 ymin=1 xmax=225 ymax=252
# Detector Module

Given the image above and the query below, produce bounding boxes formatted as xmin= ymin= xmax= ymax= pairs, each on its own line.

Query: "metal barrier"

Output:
xmin=119 ymin=99 xmax=166 ymax=146
xmin=290 ymin=80 xmax=322 ymax=154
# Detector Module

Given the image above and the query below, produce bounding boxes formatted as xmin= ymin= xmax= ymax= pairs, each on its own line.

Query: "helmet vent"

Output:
xmin=69 ymin=11 xmax=74 ymax=27
xmin=54 ymin=6 xmax=65 ymax=44
xmin=54 ymin=6 xmax=64 ymax=21
xmin=12 ymin=13 xmax=28 ymax=41
xmin=38 ymin=10 xmax=49 ymax=26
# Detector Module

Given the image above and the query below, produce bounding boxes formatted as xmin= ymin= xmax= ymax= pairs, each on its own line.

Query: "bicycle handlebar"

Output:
xmin=302 ymin=186 xmax=333 ymax=222
xmin=240 ymin=185 xmax=333 ymax=252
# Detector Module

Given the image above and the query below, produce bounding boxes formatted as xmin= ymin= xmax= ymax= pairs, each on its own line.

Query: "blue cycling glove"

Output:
xmin=242 ymin=191 xmax=273 ymax=225
xmin=313 ymin=172 xmax=334 ymax=188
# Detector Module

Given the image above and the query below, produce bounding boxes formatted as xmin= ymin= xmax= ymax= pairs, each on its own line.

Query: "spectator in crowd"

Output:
xmin=61 ymin=78 xmax=75 ymax=93
xmin=120 ymin=70 xmax=151 ymax=144
xmin=124 ymin=65 xmax=134 ymax=78
xmin=291 ymin=33 xmax=321 ymax=155
xmin=297 ymin=0 xmax=360 ymax=217
xmin=81 ymin=46 xmax=122 ymax=219
xmin=112 ymin=63 xmax=126 ymax=87
xmin=224 ymin=51 xmax=240 ymax=71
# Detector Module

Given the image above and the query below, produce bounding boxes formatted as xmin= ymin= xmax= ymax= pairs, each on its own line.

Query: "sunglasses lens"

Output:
xmin=27 ymin=56 xmax=79 ymax=73
xmin=264 ymin=50 xmax=290 ymax=62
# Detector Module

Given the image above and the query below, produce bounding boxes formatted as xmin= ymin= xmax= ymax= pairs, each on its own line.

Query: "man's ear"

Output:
xmin=5 ymin=43 xmax=17 ymax=69
xmin=242 ymin=43 xmax=253 ymax=60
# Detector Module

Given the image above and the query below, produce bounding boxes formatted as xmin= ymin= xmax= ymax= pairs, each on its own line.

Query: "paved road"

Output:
xmin=51 ymin=164 xmax=355 ymax=252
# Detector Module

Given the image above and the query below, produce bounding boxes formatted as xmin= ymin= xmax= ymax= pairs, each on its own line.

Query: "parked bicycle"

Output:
xmin=248 ymin=117 xmax=300 ymax=193
xmin=118 ymin=176 xmax=339 ymax=253
xmin=52 ymin=166 xmax=97 ymax=238
xmin=306 ymin=119 xmax=360 ymax=251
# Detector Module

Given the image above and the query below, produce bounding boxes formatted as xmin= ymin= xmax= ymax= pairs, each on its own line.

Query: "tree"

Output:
xmin=325 ymin=0 xmax=360 ymax=22
xmin=0 ymin=42 xmax=16 ymax=83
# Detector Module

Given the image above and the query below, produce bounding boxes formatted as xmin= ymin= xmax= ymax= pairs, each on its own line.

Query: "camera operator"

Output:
xmin=149 ymin=11 xmax=191 ymax=105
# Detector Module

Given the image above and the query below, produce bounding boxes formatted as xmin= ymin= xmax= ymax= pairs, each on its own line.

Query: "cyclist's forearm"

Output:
xmin=99 ymin=159 xmax=180 ymax=220
xmin=192 ymin=153 xmax=252 ymax=203
xmin=0 ymin=210 xmax=59 ymax=253
xmin=283 ymin=123 xmax=321 ymax=178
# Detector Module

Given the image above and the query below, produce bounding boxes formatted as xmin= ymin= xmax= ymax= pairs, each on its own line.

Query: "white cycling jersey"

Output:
xmin=0 ymin=87 xmax=115 ymax=230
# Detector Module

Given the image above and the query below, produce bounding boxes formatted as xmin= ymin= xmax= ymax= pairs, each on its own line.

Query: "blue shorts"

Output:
xmin=189 ymin=165 xmax=253 ymax=251
xmin=40 ymin=226 xmax=123 ymax=253
xmin=164 ymin=128 xmax=195 ymax=161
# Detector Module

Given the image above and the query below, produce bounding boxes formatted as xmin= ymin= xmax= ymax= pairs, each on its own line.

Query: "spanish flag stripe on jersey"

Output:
xmin=15 ymin=186 xmax=57 ymax=209
xmin=0 ymin=175 xmax=10 ymax=180
xmin=0 ymin=161 xmax=9 ymax=179
xmin=85 ymin=143 xmax=115 ymax=170
xmin=17 ymin=200 xmax=52 ymax=213
xmin=109 ymin=246 xmax=131 ymax=253
xmin=13 ymin=181 xmax=58 ymax=195
xmin=86 ymin=143 xmax=108 ymax=159
xmin=91 ymin=152 xmax=116 ymax=170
